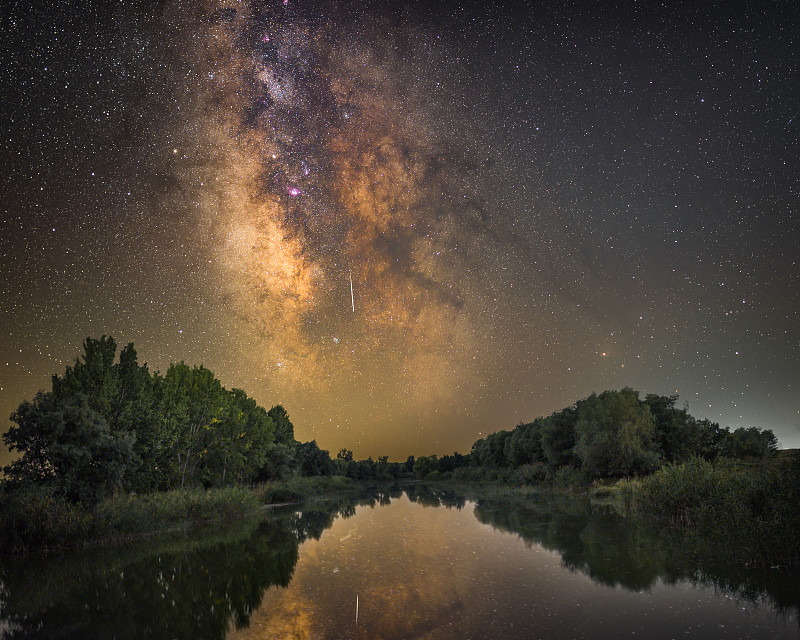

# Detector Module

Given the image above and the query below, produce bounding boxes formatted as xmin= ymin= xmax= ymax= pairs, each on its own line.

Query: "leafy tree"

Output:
xmin=295 ymin=440 xmax=333 ymax=476
xmin=506 ymin=420 xmax=545 ymax=467
xmin=723 ymin=427 xmax=779 ymax=459
xmin=49 ymin=336 xmax=159 ymax=491
xmin=3 ymin=391 xmax=133 ymax=504
xmin=642 ymin=394 xmax=728 ymax=463
xmin=256 ymin=443 xmax=295 ymax=481
xmin=413 ymin=455 xmax=438 ymax=479
xmin=356 ymin=457 xmax=375 ymax=480
xmin=333 ymin=449 xmax=353 ymax=476
xmin=574 ymin=388 xmax=660 ymax=478
xmin=200 ymin=389 xmax=275 ymax=486
xmin=434 ymin=452 xmax=470 ymax=473
xmin=52 ymin=336 xmax=120 ymax=421
xmin=376 ymin=455 xmax=390 ymax=474
xmin=161 ymin=363 xmax=227 ymax=488
xmin=541 ymin=406 xmax=578 ymax=469
xmin=268 ymin=405 xmax=294 ymax=446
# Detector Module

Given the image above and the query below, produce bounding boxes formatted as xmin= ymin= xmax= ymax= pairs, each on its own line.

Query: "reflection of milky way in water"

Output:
xmin=227 ymin=496 xmax=797 ymax=640
xmin=175 ymin=2 xmax=495 ymax=408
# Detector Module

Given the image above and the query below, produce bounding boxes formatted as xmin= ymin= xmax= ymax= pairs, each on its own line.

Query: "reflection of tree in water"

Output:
xmin=0 ymin=492 xmax=386 ymax=640
xmin=473 ymin=493 xmax=800 ymax=622
xmin=406 ymin=484 xmax=467 ymax=510
xmin=0 ymin=517 xmax=298 ymax=640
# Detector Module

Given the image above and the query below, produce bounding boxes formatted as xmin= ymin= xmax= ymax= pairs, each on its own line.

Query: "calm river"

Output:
xmin=0 ymin=486 xmax=797 ymax=639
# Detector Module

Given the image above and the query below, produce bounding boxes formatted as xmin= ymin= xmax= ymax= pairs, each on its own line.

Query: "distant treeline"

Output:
xmin=412 ymin=388 xmax=779 ymax=482
xmin=1 ymin=337 xmax=781 ymax=510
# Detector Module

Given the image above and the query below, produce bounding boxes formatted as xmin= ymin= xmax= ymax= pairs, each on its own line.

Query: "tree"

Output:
xmin=506 ymin=420 xmax=545 ymax=467
xmin=256 ymin=443 xmax=295 ymax=481
xmin=295 ymin=440 xmax=333 ymax=476
xmin=50 ymin=336 xmax=158 ymax=491
xmin=268 ymin=405 xmax=295 ymax=446
xmin=52 ymin=336 xmax=120 ymax=421
xmin=3 ymin=391 xmax=133 ymax=504
xmin=413 ymin=455 xmax=438 ymax=479
xmin=200 ymin=388 xmax=275 ymax=486
xmin=541 ymin=406 xmax=578 ymax=469
xmin=723 ymin=427 xmax=779 ymax=459
xmin=162 ymin=363 xmax=227 ymax=488
xmin=574 ymin=388 xmax=660 ymax=478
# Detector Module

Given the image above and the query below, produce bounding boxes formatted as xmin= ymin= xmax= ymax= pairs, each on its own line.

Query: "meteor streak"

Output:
xmin=349 ymin=270 xmax=355 ymax=312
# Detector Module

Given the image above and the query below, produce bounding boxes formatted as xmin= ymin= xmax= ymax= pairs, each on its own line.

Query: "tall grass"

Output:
xmin=254 ymin=475 xmax=355 ymax=504
xmin=0 ymin=485 xmax=261 ymax=552
xmin=0 ymin=475 xmax=366 ymax=552
xmin=631 ymin=455 xmax=800 ymax=566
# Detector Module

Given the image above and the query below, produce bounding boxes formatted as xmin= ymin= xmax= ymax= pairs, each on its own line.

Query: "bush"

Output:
xmin=511 ymin=463 xmax=548 ymax=485
xmin=452 ymin=466 xmax=491 ymax=482
xmin=632 ymin=454 xmax=800 ymax=566
xmin=548 ymin=465 xmax=588 ymax=488
xmin=0 ymin=485 xmax=92 ymax=551
xmin=635 ymin=458 xmax=741 ymax=526
xmin=256 ymin=475 xmax=355 ymax=504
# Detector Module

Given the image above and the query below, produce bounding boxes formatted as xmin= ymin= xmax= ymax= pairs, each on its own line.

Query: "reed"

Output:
xmin=0 ymin=485 xmax=261 ymax=552
xmin=631 ymin=454 xmax=800 ymax=566
xmin=255 ymin=475 xmax=356 ymax=504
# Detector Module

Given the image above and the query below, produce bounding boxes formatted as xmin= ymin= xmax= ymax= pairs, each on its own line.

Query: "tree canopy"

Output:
xmin=2 ymin=338 xmax=783 ymax=503
xmin=466 ymin=387 xmax=779 ymax=481
xmin=1 ymin=337 xmax=311 ymax=502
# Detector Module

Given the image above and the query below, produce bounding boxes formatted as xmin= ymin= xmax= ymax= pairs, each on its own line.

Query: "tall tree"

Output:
xmin=574 ymin=388 xmax=660 ymax=478
xmin=3 ymin=391 xmax=133 ymax=504
xmin=541 ymin=406 xmax=578 ymax=469
xmin=268 ymin=405 xmax=295 ymax=446
xmin=162 ymin=363 xmax=227 ymax=488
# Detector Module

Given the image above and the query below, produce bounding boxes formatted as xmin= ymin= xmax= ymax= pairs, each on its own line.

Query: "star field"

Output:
xmin=1 ymin=0 xmax=798 ymax=464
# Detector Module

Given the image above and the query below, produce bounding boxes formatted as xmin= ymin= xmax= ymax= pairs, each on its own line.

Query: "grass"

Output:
xmin=591 ymin=453 xmax=800 ymax=567
xmin=0 ymin=484 xmax=261 ymax=552
xmin=0 ymin=475 xmax=365 ymax=552
xmin=254 ymin=474 xmax=357 ymax=504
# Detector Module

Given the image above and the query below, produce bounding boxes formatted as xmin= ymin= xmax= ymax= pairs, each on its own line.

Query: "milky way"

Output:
xmin=166 ymin=2 xmax=507 ymax=438
xmin=1 ymin=0 xmax=798 ymax=461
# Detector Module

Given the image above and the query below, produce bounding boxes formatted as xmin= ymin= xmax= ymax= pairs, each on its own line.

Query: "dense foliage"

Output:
xmin=630 ymin=453 xmax=800 ymax=566
xmin=1 ymin=337 xmax=335 ymax=505
xmin=0 ymin=338 xmax=783 ymax=518
xmin=467 ymin=388 xmax=779 ymax=481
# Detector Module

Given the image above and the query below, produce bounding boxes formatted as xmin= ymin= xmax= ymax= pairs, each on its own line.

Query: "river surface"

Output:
xmin=0 ymin=486 xmax=798 ymax=639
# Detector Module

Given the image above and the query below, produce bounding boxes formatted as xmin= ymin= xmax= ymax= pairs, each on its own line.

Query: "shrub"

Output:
xmin=0 ymin=485 xmax=92 ymax=551
xmin=632 ymin=454 xmax=800 ymax=566
xmin=511 ymin=463 xmax=548 ymax=485
xmin=548 ymin=465 xmax=588 ymax=488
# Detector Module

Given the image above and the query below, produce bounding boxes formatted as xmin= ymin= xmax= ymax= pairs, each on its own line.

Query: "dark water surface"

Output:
xmin=1 ymin=487 xmax=797 ymax=639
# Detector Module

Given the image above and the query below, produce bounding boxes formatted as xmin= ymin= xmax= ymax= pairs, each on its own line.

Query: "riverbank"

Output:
xmin=3 ymin=451 xmax=797 ymax=564
xmin=588 ymin=451 xmax=800 ymax=568
xmin=0 ymin=476 xmax=368 ymax=553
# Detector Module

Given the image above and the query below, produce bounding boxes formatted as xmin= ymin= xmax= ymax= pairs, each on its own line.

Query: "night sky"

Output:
xmin=2 ymin=0 xmax=798 ymax=466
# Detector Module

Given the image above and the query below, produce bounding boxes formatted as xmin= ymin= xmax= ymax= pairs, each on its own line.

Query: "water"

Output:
xmin=0 ymin=487 xmax=797 ymax=639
